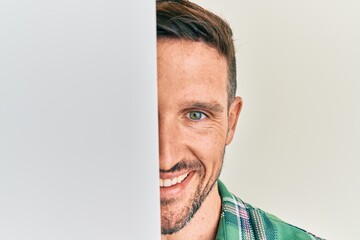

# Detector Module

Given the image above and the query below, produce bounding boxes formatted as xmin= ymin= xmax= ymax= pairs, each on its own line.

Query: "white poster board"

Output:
xmin=0 ymin=1 xmax=160 ymax=239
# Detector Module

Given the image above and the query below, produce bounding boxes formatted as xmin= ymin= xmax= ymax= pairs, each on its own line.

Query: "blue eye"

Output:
xmin=188 ymin=111 xmax=206 ymax=121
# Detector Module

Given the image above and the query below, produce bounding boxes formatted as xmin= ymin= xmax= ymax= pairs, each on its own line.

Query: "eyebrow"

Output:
xmin=182 ymin=101 xmax=225 ymax=113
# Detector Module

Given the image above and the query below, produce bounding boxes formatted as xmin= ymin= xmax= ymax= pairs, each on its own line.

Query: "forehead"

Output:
xmin=157 ymin=39 xmax=228 ymax=100
xmin=157 ymin=39 xmax=226 ymax=71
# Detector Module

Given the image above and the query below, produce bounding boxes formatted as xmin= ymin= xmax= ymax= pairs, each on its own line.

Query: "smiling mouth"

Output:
xmin=160 ymin=173 xmax=189 ymax=188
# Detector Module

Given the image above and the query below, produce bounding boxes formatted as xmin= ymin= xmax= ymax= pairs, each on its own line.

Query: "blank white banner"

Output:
xmin=0 ymin=1 xmax=160 ymax=239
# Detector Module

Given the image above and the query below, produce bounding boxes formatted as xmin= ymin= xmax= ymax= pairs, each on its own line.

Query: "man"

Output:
xmin=157 ymin=1 xmax=323 ymax=239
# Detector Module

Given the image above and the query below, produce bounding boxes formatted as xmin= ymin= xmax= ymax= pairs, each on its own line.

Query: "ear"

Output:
xmin=225 ymin=96 xmax=243 ymax=146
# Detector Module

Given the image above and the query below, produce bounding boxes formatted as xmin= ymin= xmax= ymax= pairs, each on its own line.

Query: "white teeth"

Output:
xmin=160 ymin=173 xmax=189 ymax=188
xmin=164 ymin=179 xmax=172 ymax=187
xmin=178 ymin=174 xmax=186 ymax=183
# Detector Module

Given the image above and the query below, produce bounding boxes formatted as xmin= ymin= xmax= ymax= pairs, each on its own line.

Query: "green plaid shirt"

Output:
xmin=216 ymin=180 xmax=324 ymax=240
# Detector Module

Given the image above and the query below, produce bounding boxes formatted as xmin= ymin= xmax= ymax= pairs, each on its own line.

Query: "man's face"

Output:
xmin=157 ymin=39 xmax=241 ymax=234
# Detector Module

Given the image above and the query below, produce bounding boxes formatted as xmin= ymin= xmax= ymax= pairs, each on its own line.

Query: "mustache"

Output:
xmin=159 ymin=160 xmax=203 ymax=173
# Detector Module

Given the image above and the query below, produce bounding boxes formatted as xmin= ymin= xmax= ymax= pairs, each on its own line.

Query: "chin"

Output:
xmin=160 ymin=176 xmax=218 ymax=235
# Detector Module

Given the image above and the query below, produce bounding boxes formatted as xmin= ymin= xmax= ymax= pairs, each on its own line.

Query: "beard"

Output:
xmin=160 ymin=151 xmax=224 ymax=235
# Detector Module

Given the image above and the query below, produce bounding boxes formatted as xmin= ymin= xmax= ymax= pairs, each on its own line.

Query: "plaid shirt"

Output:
xmin=216 ymin=180 xmax=324 ymax=240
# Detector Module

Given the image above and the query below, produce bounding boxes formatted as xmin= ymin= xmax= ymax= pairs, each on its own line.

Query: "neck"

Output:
xmin=161 ymin=184 xmax=222 ymax=240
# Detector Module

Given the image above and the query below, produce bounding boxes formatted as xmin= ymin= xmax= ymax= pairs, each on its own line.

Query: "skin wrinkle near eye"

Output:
xmin=183 ymin=118 xmax=226 ymax=136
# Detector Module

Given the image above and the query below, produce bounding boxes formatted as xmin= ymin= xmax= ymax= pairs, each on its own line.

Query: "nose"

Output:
xmin=158 ymin=115 xmax=182 ymax=171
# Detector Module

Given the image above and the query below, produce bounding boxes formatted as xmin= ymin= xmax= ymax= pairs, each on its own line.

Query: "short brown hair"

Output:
xmin=157 ymin=0 xmax=237 ymax=105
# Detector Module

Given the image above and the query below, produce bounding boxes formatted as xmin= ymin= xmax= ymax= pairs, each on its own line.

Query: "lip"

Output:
xmin=159 ymin=170 xmax=190 ymax=180
xmin=160 ymin=171 xmax=195 ymax=198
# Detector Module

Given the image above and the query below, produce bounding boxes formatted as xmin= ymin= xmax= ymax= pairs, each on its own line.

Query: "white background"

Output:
xmin=194 ymin=0 xmax=360 ymax=239
xmin=0 ymin=0 xmax=160 ymax=239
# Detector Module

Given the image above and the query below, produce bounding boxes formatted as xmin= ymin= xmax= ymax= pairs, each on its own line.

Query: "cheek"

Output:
xmin=193 ymin=132 xmax=225 ymax=183
xmin=183 ymin=126 xmax=227 ymax=162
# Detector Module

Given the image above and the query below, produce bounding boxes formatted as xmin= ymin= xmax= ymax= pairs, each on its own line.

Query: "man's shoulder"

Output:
xmin=251 ymin=206 xmax=324 ymax=240
xmin=216 ymin=180 xmax=324 ymax=240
